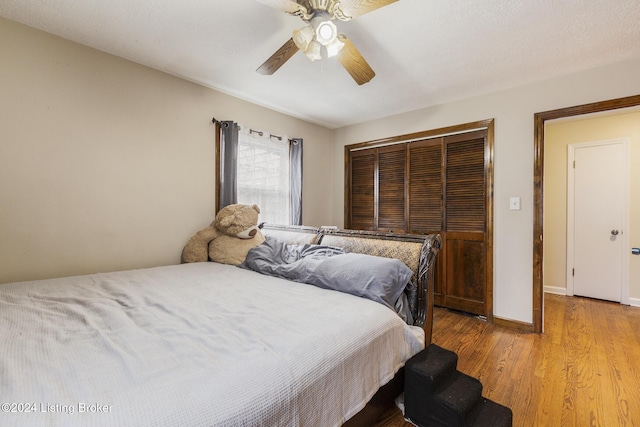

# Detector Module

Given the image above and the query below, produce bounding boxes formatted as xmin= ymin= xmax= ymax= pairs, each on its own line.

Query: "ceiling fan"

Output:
xmin=256 ymin=0 xmax=398 ymax=85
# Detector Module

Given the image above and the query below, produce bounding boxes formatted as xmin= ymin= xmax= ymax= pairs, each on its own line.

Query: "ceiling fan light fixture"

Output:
xmin=311 ymin=16 xmax=338 ymax=46
xmin=292 ymin=26 xmax=314 ymax=50
xmin=304 ymin=39 xmax=322 ymax=61
xmin=325 ymin=37 xmax=344 ymax=57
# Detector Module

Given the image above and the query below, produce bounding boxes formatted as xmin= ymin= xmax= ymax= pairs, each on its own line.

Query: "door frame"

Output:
xmin=533 ymin=94 xmax=640 ymax=333
xmin=565 ymin=139 xmax=630 ymax=303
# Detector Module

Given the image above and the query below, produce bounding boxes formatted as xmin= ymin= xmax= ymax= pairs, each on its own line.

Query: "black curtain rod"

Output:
xmin=250 ymin=128 xmax=283 ymax=141
xmin=212 ymin=117 xmax=295 ymax=143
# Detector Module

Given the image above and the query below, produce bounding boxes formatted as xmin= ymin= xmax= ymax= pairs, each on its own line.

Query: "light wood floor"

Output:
xmin=376 ymin=293 xmax=640 ymax=427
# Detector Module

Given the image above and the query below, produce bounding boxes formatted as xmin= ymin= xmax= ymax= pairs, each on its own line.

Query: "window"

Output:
xmin=216 ymin=120 xmax=302 ymax=225
xmin=236 ymin=128 xmax=290 ymax=224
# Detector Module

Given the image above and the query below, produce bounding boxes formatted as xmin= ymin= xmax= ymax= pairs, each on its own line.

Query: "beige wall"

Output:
xmin=0 ymin=18 xmax=334 ymax=284
xmin=544 ymin=111 xmax=640 ymax=303
xmin=333 ymin=57 xmax=640 ymax=324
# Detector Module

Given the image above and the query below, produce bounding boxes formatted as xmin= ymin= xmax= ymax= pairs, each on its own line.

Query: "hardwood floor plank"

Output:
xmin=376 ymin=294 xmax=640 ymax=427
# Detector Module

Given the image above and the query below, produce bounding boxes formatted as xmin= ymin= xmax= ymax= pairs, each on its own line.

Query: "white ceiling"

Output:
xmin=2 ymin=0 xmax=640 ymax=129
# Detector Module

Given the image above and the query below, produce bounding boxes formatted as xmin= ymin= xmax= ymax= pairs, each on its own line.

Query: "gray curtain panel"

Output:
xmin=289 ymin=138 xmax=303 ymax=225
xmin=219 ymin=121 xmax=239 ymax=209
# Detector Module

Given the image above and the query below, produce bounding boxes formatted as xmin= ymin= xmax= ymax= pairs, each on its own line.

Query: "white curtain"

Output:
xmin=236 ymin=127 xmax=291 ymax=225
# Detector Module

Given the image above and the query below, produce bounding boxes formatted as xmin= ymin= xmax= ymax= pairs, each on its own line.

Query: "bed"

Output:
xmin=0 ymin=225 xmax=441 ymax=427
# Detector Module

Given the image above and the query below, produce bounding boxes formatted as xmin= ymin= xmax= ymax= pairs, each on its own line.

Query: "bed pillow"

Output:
xmin=310 ymin=252 xmax=413 ymax=311
xmin=241 ymin=238 xmax=413 ymax=317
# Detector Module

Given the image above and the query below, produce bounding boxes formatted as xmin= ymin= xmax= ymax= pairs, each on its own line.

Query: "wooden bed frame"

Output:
xmin=259 ymin=224 xmax=442 ymax=426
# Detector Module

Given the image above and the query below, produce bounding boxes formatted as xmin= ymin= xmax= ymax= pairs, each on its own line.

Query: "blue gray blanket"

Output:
xmin=240 ymin=237 xmax=414 ymax=323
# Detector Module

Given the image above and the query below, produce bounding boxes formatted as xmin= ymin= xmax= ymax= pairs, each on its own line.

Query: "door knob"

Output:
xmin=611 ymin=229 xmax=619 ymax=236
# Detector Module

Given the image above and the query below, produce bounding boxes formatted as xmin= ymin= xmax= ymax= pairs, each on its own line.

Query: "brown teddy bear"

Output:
xmin=181 ymin=203 xmax=265 ymax=265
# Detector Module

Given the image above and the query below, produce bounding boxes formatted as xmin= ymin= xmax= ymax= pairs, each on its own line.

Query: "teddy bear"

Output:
xmin=181 ymin=203 xmax=265 ymax=265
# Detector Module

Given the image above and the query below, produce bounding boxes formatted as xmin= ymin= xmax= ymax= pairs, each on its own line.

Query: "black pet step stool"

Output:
xmin=404 ymin=344 xmax=513 ymax=427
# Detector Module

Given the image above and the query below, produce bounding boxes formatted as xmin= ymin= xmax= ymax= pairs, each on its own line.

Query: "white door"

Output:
xmin=567 ymin=140 xmax=629 ymax=303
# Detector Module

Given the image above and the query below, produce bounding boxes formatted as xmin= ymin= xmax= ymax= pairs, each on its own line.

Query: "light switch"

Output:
xmin=509 ymin=196 xmax=521 ymax=211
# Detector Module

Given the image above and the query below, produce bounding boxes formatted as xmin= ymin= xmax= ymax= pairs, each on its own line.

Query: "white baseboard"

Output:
xmin=544 ymin=286 xmax=567 ymax=296
xmin=544 ymin=288 xmax=640 ymax=308
xmin=628 ymin=297 xmax=640 ymax=308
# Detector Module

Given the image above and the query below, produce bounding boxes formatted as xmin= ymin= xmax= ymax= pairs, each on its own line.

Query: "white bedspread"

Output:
xmin=0 ymin=263 xmax=423 ymax=427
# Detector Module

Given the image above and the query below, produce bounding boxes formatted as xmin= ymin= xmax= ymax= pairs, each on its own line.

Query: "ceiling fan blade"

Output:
xmin=337 ymin=34 xmax=375 ymax=85
xmin=256 ymin=38 xmax=300 ymax=75
xmin=337 ymin=0 xmax=398 ymax=19
xmin=255 ymin=0 xmax=309 ymax=16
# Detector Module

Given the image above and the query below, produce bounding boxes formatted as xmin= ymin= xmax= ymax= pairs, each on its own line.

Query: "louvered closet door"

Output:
xmin=407 ymin=138 xmax=446 ymax=304
xmin=346 ymin=127 xmax=491 ymax=318
xmin=443 ymin=131 xmax=487 ymax=316
xmin=349 ymin=149 xmax=376 ymax=230
xmin=408 ymin=139 xmax=443 ymax=233
xmin=377 ymin=144 xmax=406 ymax=232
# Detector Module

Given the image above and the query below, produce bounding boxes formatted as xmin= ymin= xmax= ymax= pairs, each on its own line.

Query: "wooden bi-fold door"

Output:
xmin=346 ymin=123 xmax=493 ymax=319
xmin=440 ymin=131 xmax=488 ymax=316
